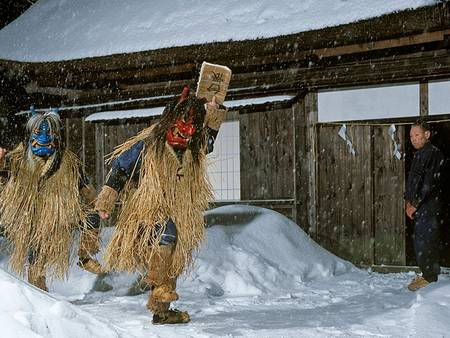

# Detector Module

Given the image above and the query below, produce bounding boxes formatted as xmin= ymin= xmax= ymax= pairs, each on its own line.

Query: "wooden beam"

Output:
xmin=12 ymin=46 xmax=450 ymax=116
xmin=359 ymin=265 xmax=420 ymax=273
xmin=300 ymin=48 xmax=450 ymax=90
xmin=314 ymin=29 xmax=450 ymax=58
xmin=420 ymin=82 xmax=429 ymax=116
xmin=25 ymin=81 xmax=83 ymax=100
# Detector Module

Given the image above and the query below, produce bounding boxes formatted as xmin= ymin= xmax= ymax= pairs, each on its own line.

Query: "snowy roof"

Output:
xmin=85 ymin=95 xmax=294 ymax=122
xmin=0 ymin=0 xmax=438 ymax=62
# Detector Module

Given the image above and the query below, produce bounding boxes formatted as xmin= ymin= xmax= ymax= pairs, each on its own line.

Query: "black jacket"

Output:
xmin=406 ymin=142 xmax=445 ymax=211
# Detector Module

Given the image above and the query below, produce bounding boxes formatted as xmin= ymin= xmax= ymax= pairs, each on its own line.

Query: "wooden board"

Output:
xmin=316 ymin=124 xmax=374 ymax=265
xmin=196 ymin=62 xmax=232 ymax=104
xmin=373 ymin=125 xmax=406 ymax=265
xmin=240 ymin=107 xmax=294 ymax=200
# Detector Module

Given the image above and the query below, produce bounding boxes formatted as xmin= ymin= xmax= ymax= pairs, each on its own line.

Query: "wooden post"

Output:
xmin=95 ymin=124 xmax=105 ymax=189
xmin=420 ymin=82 xmax=429 ymax=116
xmin=305 ymin=92 xmax=318 ymax=234
xmin=292 ymin=99 xmax=304 ymax=229
xmin=65 ymin=118 xmax=70 ymax=149
xmin=81 ymin=117 xmax=86 ymax=171
xmin=293 ymin=91 xmax=318 ymax=233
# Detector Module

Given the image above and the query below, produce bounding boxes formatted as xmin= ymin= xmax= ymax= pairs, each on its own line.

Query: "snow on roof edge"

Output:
xmin=85 ymin=95 xmax=295 ymax=122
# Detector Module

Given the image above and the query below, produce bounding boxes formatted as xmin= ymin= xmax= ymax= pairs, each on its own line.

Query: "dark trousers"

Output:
xmin=413 ymin=204 xmax=442 ymax=282
xmin=154 ymin=218 xmax=177 ymax=246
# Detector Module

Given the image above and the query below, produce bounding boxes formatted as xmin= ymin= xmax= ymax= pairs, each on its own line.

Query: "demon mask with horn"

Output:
xmin=27 ymin=107 xmax=62 ymax=156
xmin=24 ymin=107 xmax=65 ymax=179
xmin=152 ymin=85 xmax=209 ymax=160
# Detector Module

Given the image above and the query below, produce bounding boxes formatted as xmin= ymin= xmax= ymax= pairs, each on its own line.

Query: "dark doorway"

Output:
xmin=429 ymin=122 xmax=450 ymax=267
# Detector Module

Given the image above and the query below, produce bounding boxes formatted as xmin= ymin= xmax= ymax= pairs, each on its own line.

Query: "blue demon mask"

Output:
xmin=30 ymin=120 xmax=56 ymax=157
xmin=27 ymin=108 xmax=61 ymax=158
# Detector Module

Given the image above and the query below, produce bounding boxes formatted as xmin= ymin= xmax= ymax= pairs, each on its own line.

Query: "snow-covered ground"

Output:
xmin=1 ymin=205 xmax=450 ymax=337
xmin=0 ymin=0 xmax=438 ymax=62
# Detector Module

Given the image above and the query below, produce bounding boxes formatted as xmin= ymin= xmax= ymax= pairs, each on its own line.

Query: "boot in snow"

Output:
xmin=152 ymin=309 xmax=190 ymax=325
xmin=408 ymin=275 xmax=430 ymax=291
xmin=78 ymin=228 xmax=102 ymax=274
xmin=78 ymin=257 xmax=103 ymax=274
xmin=28 ymin=266 xmax=48 ymax=292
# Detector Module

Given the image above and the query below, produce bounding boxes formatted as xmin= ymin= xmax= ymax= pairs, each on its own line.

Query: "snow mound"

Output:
xmin=0 ymin=268 xmax=119 ymax=338
xmin=0 ymin=205 xmax=354 ymax=304
xmin=180 ymin=205 xmax=354 ymax=297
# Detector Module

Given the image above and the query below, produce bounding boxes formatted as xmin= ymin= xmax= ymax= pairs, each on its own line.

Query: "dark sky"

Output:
xmin=0 ymin=0 xmax=36 ymax=29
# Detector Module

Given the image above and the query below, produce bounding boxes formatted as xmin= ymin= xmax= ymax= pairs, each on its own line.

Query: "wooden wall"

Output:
xmin=373 ymin=126 xmax=406 ymax=265
xmin=73 ymin=106 xmax=299 ymax=220
xmin=63 ymin=117 xmax=152 ymax=188
xmin=64 ymin=117 xmax=96 ymax=186
xmin=239 ymin=107 xmax=294 ymax=200
xmin=316 ymin=124 xmax=405 ymax=266
xmin=93 ymin=121 xmax=151 ymax=188
xmin=63 ymin=101 xmax=411 ymax=267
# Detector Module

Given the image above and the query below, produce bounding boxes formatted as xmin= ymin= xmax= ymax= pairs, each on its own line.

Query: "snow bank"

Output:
xmin=180 ymin=205 xmax=353 ymax=297
xmin=0 ymin=269 xmax=119 ymax=338
xmin=1 ymin=205 xmax=450 ymax=337
xmin=50 ymin=205 xmax=354 ymax=301
xmin=0 ymin=0 xmax=438 ymax=61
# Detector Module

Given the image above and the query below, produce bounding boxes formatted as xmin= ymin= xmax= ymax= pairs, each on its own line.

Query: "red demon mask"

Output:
xmin=166 ymin=106 xmax=196 ymax=150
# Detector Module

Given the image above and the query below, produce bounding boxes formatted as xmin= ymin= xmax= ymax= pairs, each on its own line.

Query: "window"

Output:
xmin=207 ymin=121 xmax=240 ymax=200
xmin=429 ymin=80 xmax=450 ymax=115
xmin=318 ymin=84 xmax=420 ymax=122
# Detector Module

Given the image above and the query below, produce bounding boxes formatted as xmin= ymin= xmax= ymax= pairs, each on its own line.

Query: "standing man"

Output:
xmin=0 ymin=108 xmax=102 ymax=291
xmin=406 ymin=119 xmax=445 ymax=291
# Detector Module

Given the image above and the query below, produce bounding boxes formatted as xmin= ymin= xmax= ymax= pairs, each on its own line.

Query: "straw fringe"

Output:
xmin=0 ymin=145 xmax=86 ymax=279
xmin=104 ymin=141 xmax=213 ymax=277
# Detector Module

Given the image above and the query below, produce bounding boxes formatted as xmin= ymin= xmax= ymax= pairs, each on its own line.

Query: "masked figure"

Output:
xmin=0 ymin=109 xmax=102 ymax=291
xmin=95 ymin=86 xmax=226 ymax=324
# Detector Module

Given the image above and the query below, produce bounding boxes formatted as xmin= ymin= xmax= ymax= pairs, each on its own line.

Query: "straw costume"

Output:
xmin=0 ymin=109 xmax=102 ymax=291
xmin=95 ymin=85 xmax=228 ymax=324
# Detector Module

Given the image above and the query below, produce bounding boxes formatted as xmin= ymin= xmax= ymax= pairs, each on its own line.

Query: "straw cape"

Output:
xmin=104 ymin=125 xmax=213 ymax=277
xmin=0 ymin=144 xmax=86 ymax=279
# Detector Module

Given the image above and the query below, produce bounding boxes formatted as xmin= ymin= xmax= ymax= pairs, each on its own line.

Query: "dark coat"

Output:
xmin=406 ymin=141 xmax=445 ymax=212
xmin=405 ymin=141 xmax=445 ymax=281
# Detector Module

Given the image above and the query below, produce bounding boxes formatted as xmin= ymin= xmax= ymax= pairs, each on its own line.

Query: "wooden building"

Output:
xmin=0 ymin=2 xmax=450 ymax=268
